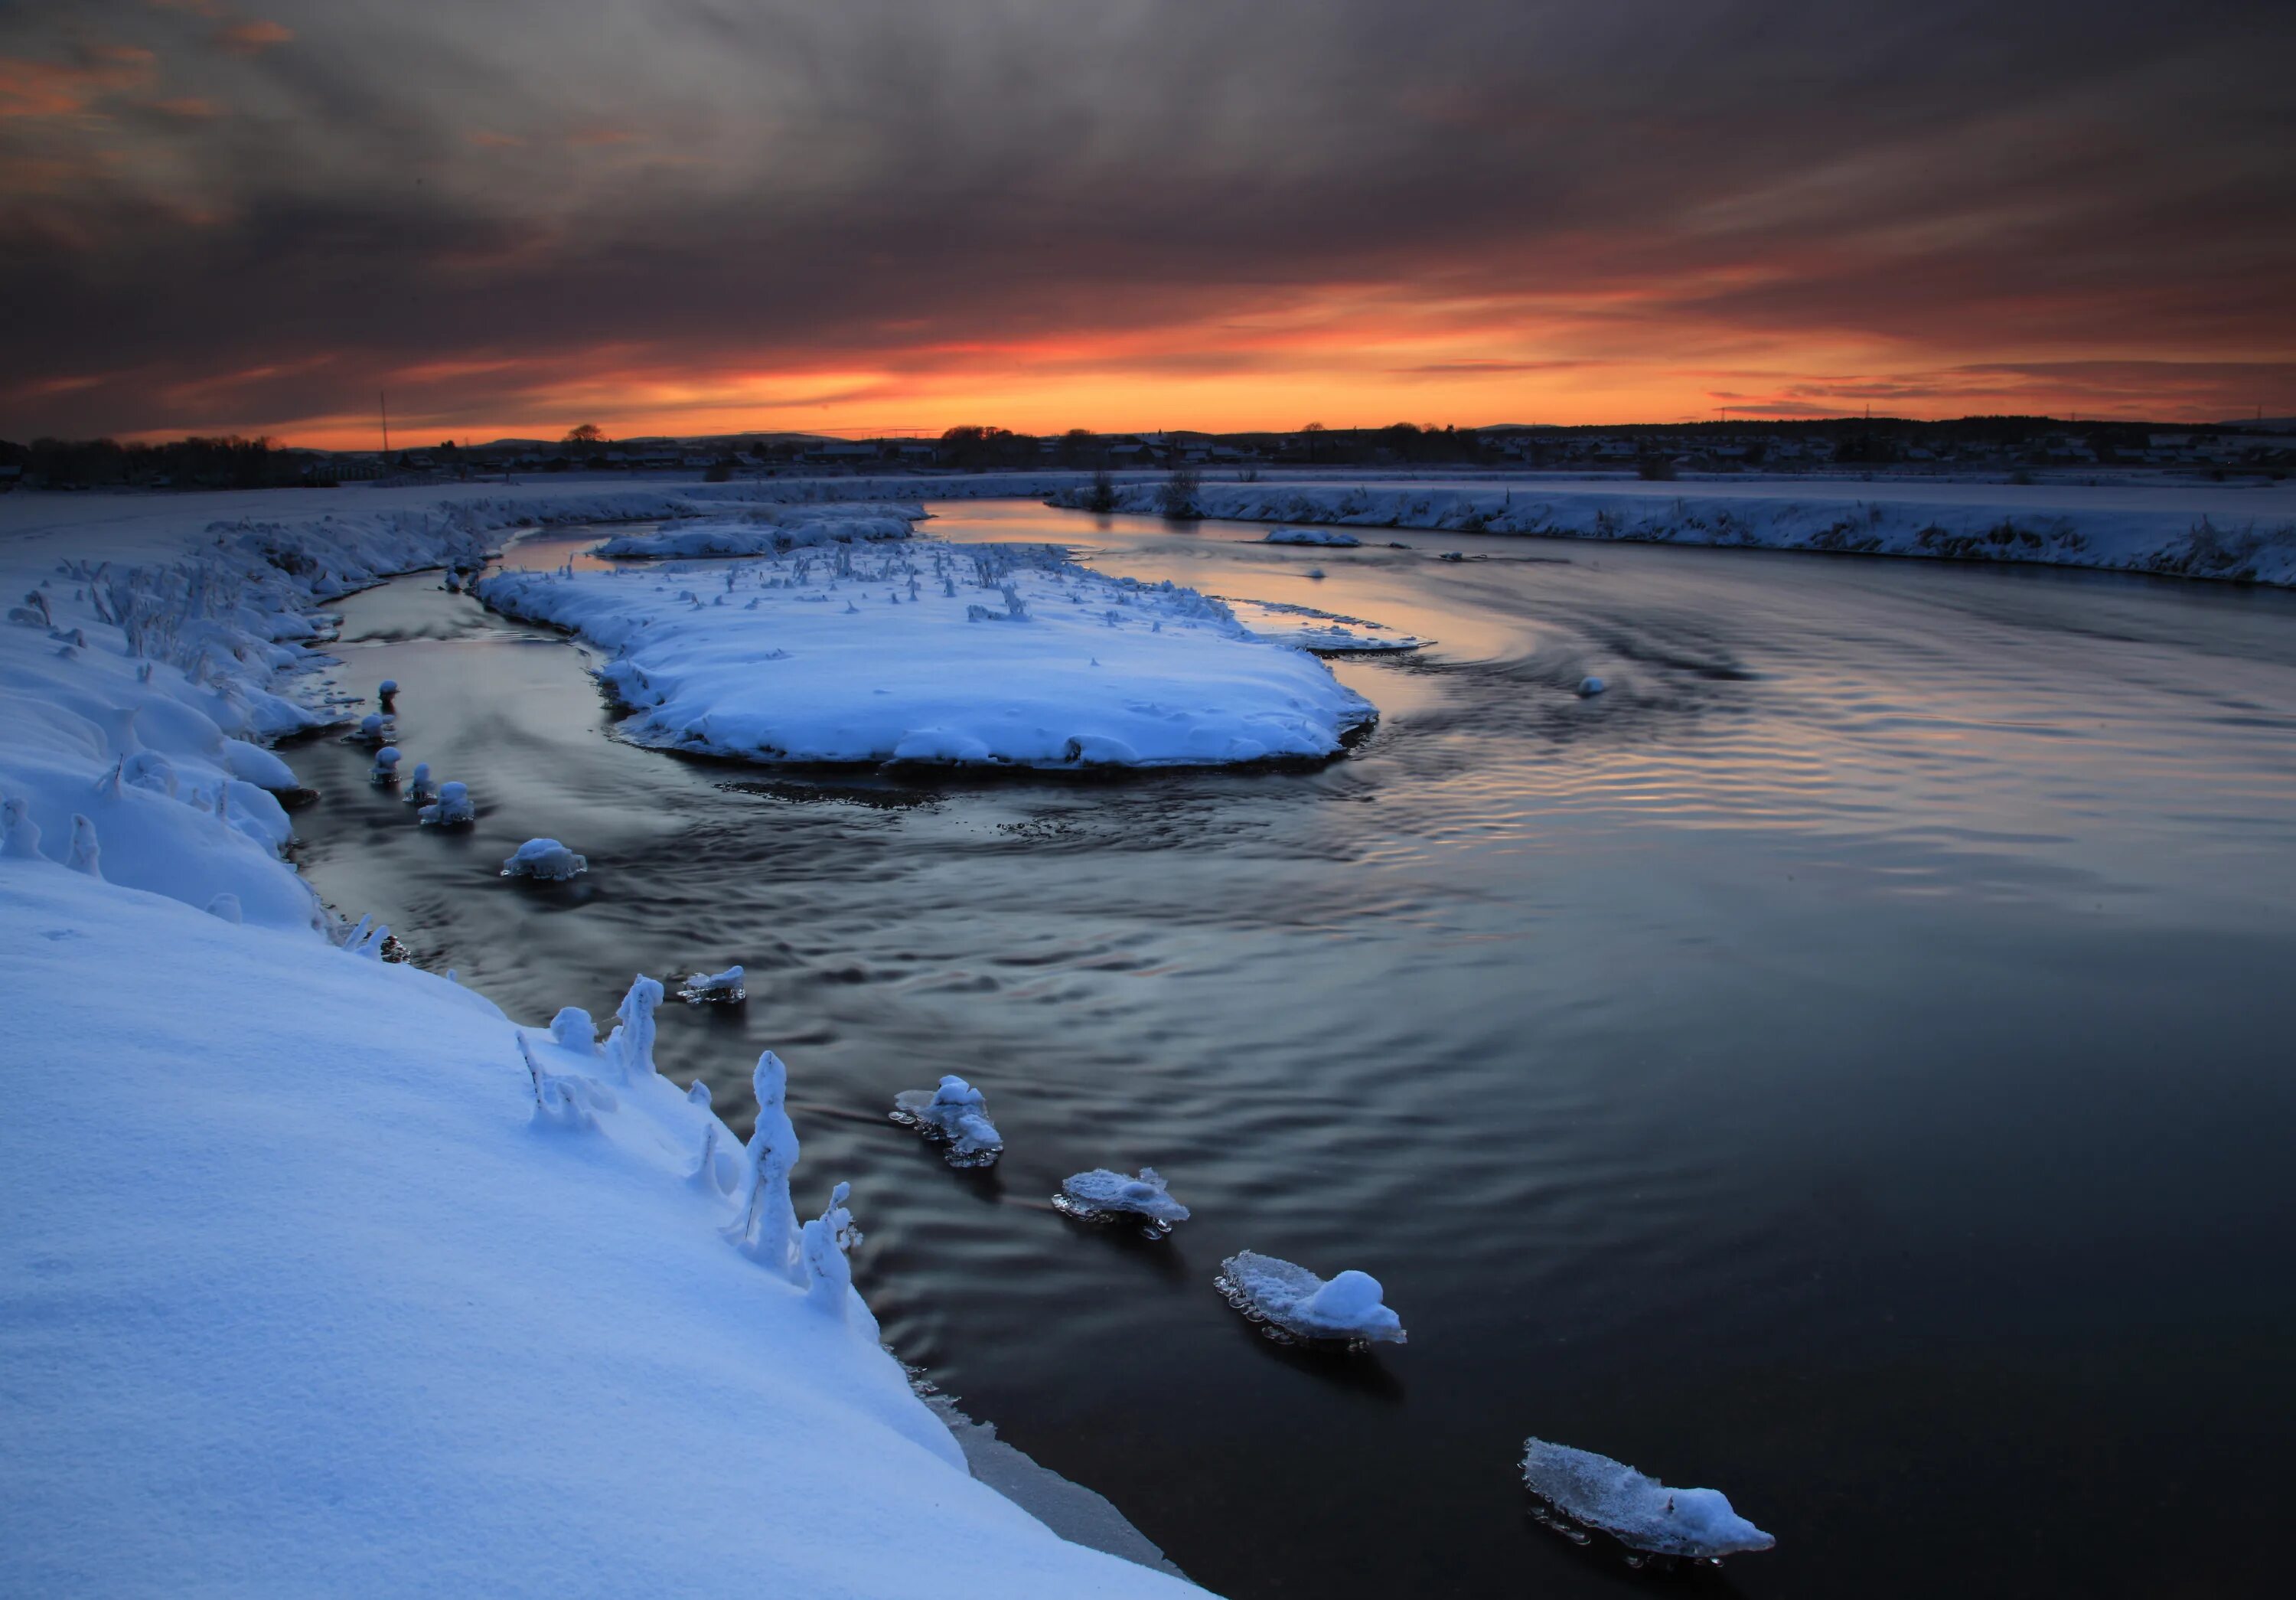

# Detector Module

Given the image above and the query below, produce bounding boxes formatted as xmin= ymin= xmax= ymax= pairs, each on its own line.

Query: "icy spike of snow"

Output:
xmin=1519 ymin=1439 xmax=1774 ymax=1559
xmin=1054 ymin=1167 xmax=1191 ymax=1234
xmin=804 ymin=1182 xmax=861 ymax=1319
xmin=677 ymin=964 xmax=746 ymax=1004
xmin=501 ymin=838 xmax=587 ymax=880
xmin=517 ymin=1033 xmax=602 ymax=1131
xmin=1214 ymin=1252 xmax=1405 ymax=1346
xmin=889 ymin=1075 xmax=1003 ymax=1168
xmin=607 ymin=975 xmax=664 ymax=1079
xmin=725 ymin=1050 xmax=802 ymax=1282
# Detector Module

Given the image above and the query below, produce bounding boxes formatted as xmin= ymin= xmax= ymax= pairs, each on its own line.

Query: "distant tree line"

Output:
xmin=0 ymin=435 xmax=311 ymax=489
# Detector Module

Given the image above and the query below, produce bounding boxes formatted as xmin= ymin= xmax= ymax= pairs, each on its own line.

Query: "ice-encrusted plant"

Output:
xmin=724 ymin=1050 xmax=802 ymax=1282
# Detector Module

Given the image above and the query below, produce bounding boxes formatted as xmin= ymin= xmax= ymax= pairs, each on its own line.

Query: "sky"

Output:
xmin=3 ymin=0 xmax=2292 ymax=447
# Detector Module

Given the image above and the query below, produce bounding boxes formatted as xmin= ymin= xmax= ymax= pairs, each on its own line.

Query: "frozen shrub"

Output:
xmin=604 ymin=975 xmax=663 ymax=1079
xmin=724 ymin=1050 xmax=802 ymax=1282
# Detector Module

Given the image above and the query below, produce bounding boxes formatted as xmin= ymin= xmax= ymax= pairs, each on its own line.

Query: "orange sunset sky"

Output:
xmin=4 ymin=2 xmax=2292 ymax=446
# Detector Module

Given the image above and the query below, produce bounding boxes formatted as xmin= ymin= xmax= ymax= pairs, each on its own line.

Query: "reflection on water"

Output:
xmin=289 ymin=503 xmax=2296 ymax=1599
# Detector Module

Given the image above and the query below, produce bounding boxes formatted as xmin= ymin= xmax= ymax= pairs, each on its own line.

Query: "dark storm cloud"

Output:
xmin=2 ymin=0 xmax=2291 ymax=435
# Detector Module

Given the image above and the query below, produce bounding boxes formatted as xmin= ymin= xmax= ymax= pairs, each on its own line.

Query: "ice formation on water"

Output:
xmin=404 ymin=762 xmax=435 ymax=804
xmin=1578 ymin=676 xmax=1608 ymax=697
xmin=678 ymin=964 xmax=746 ymax=1004
xmin=377 ymin=679 xmax=399 ymax=710
xmin=1053 ymin=1168 xmax=1192 ymax=1236
xmin=890 ymin=1075 xmax=1003 ymax=1168
xmin=2 ymin=795 xmax=39 ymax=859
xmin=1215 ymin=1252 xmax=1407 ymax=1346
xmin=1262 ymin=527 xmax=1362 ymax=547
xmin=417 ymin=779 xmax=474 ymax=827
xmin=1519 ymin=1439 xmax=1774 ymax=1562
xmin=66 ymin=814 xmax=101 ymax=877
xmin=370 ymin=745 xmax=402 ymax=783
xmin=501 ymin=837 xmax=586 ymax=880
xmin=726 ymin=1050 xmax=802 ymax=1282
xmin=354 ymin=712 xmax=391 ymax=746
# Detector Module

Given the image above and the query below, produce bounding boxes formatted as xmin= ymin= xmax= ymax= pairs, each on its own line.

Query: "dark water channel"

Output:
xmin=289 ymin=502 xmax=2296 ymax=1598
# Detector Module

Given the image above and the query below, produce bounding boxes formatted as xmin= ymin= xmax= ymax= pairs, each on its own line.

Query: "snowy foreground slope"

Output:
xmin=0 ymin=485 xmax=1208 ymax=1597
xmin=1052 ymin=475 xmax=2296 ymax=585
xmin=0 ymin=866 xmax=1198 ymax=1598
xmin=480 ymin=542 xmax=1372 ymax=766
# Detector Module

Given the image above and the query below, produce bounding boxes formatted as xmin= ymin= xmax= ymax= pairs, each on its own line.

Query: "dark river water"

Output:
xmin=287 ymin=501 xmax=2296 ymax=1599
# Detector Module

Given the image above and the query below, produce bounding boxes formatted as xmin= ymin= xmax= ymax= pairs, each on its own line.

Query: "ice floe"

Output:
xmin=679 ymin=963 xmax=747 ymax=1003
xmin=500 ymin=837 xmax=586 ymax=880
xmin=1053 ymin=1167 xmax=1191 ymax=1236
xmin=891 ymin=1075 xmax=1004 ymax=1168
xmin=1520 ymin=1438 xmax=1774 ymax=1562
xmin=1261 ymin=526 xmax=1361 ymax=547
xmin=1215 ymin=1251 xmax=1406 ymax=1346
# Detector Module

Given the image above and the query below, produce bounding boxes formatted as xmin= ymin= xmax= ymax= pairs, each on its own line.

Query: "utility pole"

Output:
xmin=380 ymin=391 xmax=390 ymax=456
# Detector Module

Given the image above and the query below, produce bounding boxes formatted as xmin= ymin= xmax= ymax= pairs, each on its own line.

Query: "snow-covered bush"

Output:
xmin=2 ymin=796 xmax=40 ymax=859
xmin=603 ymin=975 xmax=663 ymax=1079
xmin=1215 ymin=1251 xmax=1406 ymax=1346
xmin=725 ymin=1050 xmax=802 ymax=1282
xmin=678 ymin=964 xmax=745 ymax=1003
xmin=1053 ymin=1167 xmax=1191 ymax=1236
xmin=890 ymin=1075 xmax=1003 ymax=1167
xmin=500 ymin=837 xmax=585 ymax=880
xmin=1520 ymin=1439 xmax=1774 ymax=1562
xmin=417 ymin=779 xmax=473 ymax=826
xmin=66 ymin=815 xmax=101 ymax=877
xmin=802 ymin=1180 xmax=863 ymax=1320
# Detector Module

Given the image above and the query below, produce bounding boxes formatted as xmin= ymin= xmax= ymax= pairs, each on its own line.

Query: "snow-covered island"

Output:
xmin=477 ymin=541 xmax=1375 ymax=767
xmin=0 ymin=482 xmax=1207 ymax=1598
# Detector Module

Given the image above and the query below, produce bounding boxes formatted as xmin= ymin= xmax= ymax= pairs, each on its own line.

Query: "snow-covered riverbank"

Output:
xmin=1050 ymin=475 xmax=2296 ymax=586
xmin=479 ymin=542 xmax=1374 ymax=767
xmin=0 ymin=483 xmax=1206 ymax=1597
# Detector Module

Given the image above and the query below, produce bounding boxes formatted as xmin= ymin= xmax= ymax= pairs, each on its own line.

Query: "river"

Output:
xmin=286 ymin=501 xmax=2296 ymax=1598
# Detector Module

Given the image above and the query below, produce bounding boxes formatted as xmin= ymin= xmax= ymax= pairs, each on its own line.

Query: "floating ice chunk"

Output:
xmin=1303 ymin=568 xmax=1326 ymax=580
xmin=1519 ymin=1439 xmax=1774 ymax=1560
xmin=417 ymin=779 xmax=474 ymax=827
xmin=370 ymin=745 xmax=402 ymax=783
xmin=1215 ymin=1251 xmax=1406 ymax=1345
xmin=501 ymin=838 xmax=586 ymax=880
xmin=1054 ymin=1167 xmax=1191 ymax=1236
xmin=2 ymin=796 xmax=41 ymax=860
xmin=404 ymin=762 xmax=435 ymax=804
xmin=1263 ymin=527 xmax=1361 ymax=547
xmin=354 ymin=712 xmax=391 ymax=746
xmin=678 ymin=964 xmax=746 ymax=1004
xmin=1577 ymin=676 xmax=1607 ymax=697
xmin=66 ymin=815 xmax=101 ymax=878
xmin=890 ymin=1074 xmax=1003 ymax=1167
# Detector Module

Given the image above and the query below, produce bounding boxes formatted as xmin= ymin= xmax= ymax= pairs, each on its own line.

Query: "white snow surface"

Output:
xmin=1520 ymin=1438 xmax=1775 ymax=1559
xmin=0 ymin=865 xmax=1202 ymax=1598
xmin=592 ymin=503 xmax=927 ymax=559
xmin=1216 ymin=1251 xmax=1407 ymax=1344
xmin=477 ymin=542 xmax=1373 ymax=767
xmin=0 ymin=484 xmax=1215 ymax=1596
xmin=1051 ymin=475 xmax=2296 ymax=585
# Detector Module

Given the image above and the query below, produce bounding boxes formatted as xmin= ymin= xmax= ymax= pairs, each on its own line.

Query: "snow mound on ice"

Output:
xmin=1054 ymin=1167 xmax=1191 ymax=1233
xmin=1215 ymin=1251 xmax=1405 ymax=1344
xmin=891 ymin=1075 xmax=1003 ymax=1167
xmin=1520 ymin=1438 xmax=1774 ymax=1559
xmin=1263 ymin=527 xmax=1361 ymax=547
xmin=500 ymin=837 xmax=586 ymax=880
xmin=418 ymin=779 xmax=473 ymax=826
xmin=680 ymin=964 xmax=746 ymax=1003
xmin=477 ymin=542 xmax=1373 ymax=768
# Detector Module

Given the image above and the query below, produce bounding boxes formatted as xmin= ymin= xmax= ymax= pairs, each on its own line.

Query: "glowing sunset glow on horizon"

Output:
xmin=3 ymin=1 xmax=2291 ymax=446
